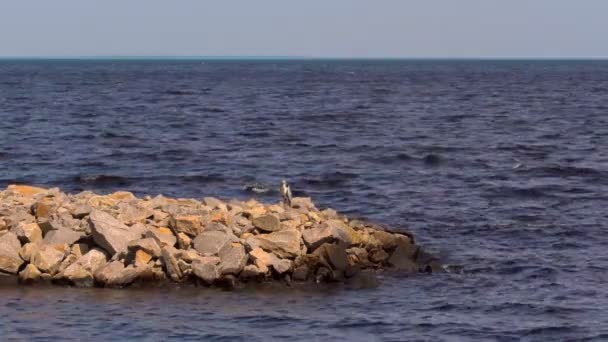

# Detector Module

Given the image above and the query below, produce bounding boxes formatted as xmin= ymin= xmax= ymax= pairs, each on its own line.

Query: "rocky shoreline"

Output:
xmin=0 ymin=185 xmax=440 ymax=289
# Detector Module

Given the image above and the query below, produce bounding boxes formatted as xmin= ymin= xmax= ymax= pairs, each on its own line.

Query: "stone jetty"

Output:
xmin=0 ymin=184 xmax=440 ymax=288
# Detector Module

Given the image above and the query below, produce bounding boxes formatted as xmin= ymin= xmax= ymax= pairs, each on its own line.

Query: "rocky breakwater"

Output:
xmin=0 ymin=185 xmax=440 ymax=289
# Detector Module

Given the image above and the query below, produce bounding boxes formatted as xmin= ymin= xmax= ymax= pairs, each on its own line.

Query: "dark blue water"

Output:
xmin=1 ymin=60 xmax=608 ymax=341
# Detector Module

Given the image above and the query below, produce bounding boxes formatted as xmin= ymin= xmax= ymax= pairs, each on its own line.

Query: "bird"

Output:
xmin=280 ymin=179 xmax=292 ymax=208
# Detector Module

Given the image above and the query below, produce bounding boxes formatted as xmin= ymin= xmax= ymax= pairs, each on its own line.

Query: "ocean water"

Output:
xmin=1 ymin=59 xmax=608 ymax=341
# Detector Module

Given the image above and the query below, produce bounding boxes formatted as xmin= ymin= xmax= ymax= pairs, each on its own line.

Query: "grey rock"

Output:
xmin=218 ymin=242 xmax=247 ymax=275
xmin=43 ymin=228 xmax=84 ymax=245
xmin=62 ymin=248 xmax=108 ymax=286
xmin=71 ymin=204 xmax=92 ymax=219
xmin=144 ymin=227 xmax=176 ymax=247
xmin=128 ymin=238 xmax=162 ymax=258
xmin=89 ymin=210 xmax=144 ymax=256
xmin=0 ymin=232 xmax=24 ymax=274
xmin=302 ymin=220 xmax=353 ymax=251
xmin=193 ymin=230 xmax=237 ymax=256
xmin=161 ymin=246 xmax=182 ymax=281
xmin=246 ymin=229 xmax=302 ymax=259
xmin=292 ymin=265 xmax=310 ymax=281
xmin=252 ymin=214 xmax=281 ymax=232
xmin=191 ymin=259 xmax=220 ymax=284
xmin=240 ymin=264 xmax=265 ymax=279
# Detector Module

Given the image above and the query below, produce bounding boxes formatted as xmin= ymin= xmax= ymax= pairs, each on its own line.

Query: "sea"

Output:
xmin=0 ymin=59 xmax=607 ymax=341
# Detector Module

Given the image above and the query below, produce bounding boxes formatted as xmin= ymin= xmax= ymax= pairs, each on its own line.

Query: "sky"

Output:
xmin=1 ymin=0 xmax=607 ymax=58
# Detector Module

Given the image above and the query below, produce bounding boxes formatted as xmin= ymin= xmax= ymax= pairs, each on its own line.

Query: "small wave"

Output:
xmin=303 ymin=171 xmax=358 ymax=188
xmin=528 ymin=165 xmax=605 ymax=178
xmin=202 ymin=107 xmax=226 ymax=113
xmin=73 ymin=175 xmax=131 ymax=187
xmin=242 ymin=182 xmax=272 ymax=194
xmin=423 ymin=154 xmax=442 ymax=165
xmin=165 ymin=90 xmax=197 ymax=96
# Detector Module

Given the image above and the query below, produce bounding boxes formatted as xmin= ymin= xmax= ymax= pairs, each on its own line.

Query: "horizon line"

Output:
xmin=1 ymin=55 xmax=608 ymax=61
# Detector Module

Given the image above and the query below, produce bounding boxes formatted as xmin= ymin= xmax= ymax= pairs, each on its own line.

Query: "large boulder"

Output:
xmin=31 ymin=244 xmax=68 ymax=275
xmin=193 ymin=230 xmax=237 ymax=256
xmin=0 ymin=232 xmax=24 ymax=274
xmin=218 ymin=242 xmax=247 ymax=275
xmin=191 ymin=259 xmax=220 ymax=285
xmin=94 ymin=261 xmax=152 ymax=287
xmin=169 ymin=215 xmax=203 ymax=236
xmin=43 ymin=228 xmax=85 ymax=245
xmin=11 ymin=222 xmax=42 ymax=244
xmin=302 ymin=220 xmax=357 ymax=250
xmin=246 ymin=229 xmax=302 ymax=259
xmin=62 ymin=248 xmax=108 ymax=287
xmin=128 ymin=238 xmax=161 ymax=258
xmin=144 ymin=227 xmax=176 ymax=247
xmin=252 ymin=214 xmax=281 ymax=232
xmin=89 ymin=210 xmax=144 ymax=256
xmin=116 ymin=201 xmax=153 ymax=225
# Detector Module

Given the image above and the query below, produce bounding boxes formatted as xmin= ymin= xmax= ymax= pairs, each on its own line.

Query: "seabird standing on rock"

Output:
xmin=280 ymin=179 xmax=292 ymax=208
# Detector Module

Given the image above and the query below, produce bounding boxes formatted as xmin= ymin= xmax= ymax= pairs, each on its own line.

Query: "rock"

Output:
xmin=203 ymin=197 xmax=227 ymax=211
xmin=19 ymin=242 xmax=40 ymax=262
xmin=161 ymin=246 xmax=182 ymax=281
xmin=218 ymin=243 xmax=247 ymax=275
xmin=240 ymin=264 xmax=265 ymax=279
xmin=71 ymin=204 xmax=92 ymax=219
xmin=414 ymin=247 xmax=442 ymax=273
xmin=95 ymin=261 xmax=151 ymax=287
xmin=144 ymin=227 xmax=176 ymax=247
xmin=320 ymin=244 xmax=349 ymax=272
xmin=252 ymin=214 xmax=281 ymax=232
xmin=7 ymin=184 xmax=47 ymax=198
xmin=31 ymin=244 xmax=68 ymax=275
xmin=63 ymin=248 xmax=108 ymax=287
xmin=19 ymin=264 xmax=42 ymax=283
xmin=71 ymin=243 xmax=90 ymax=258
xmin=291 ymin=197 xmax=317 ymax=211
xmin=193 ymin=230 xmax=237 ymax=256
xmin=128 ymin=238 xmax=161 ymax=258
xmin=249 ymin=248 xmax=293 ymax=274
xmin=32 ymin=197 xmax=57 ymax=219
xmin=43 ymin=228 xmax=84 ymax=245
xmin=0 ymin=232 xmax=24 ymax=274
xmin=135 ymin=250 xmax=152 ymax=266
xmin=369 ymin=249 xmax=389 ymax=264
xmin=373 ymin=231 xmax=400 ymax=249
xmin=246 ymin=229 xmax=302 ymax=259
xmin=12 ymin=222 xmax=42 ymax=244
xmin=115 ymin=202 xmax=152 ymax=225
xmin=176 ymin=232 xmax=192 ymax=249
xmin=191 ymin=259 xmax=219 ymax=285
xmin=347 ymin=247 xmax=371 ymax=267
xmin=41 ymin=213 xmax=82 ymax=234
xmin=169 ymin=215 xmax=203 ymax=237
xmin=292 ymin=265 xmax=310 ymax=281
xmin=107 ymin=191 xmax=136 ymax=202
xmin=302 ymin=220 xmax=355 ymax=251
xmin=89 ymin=210 xmax=144 ymax=256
